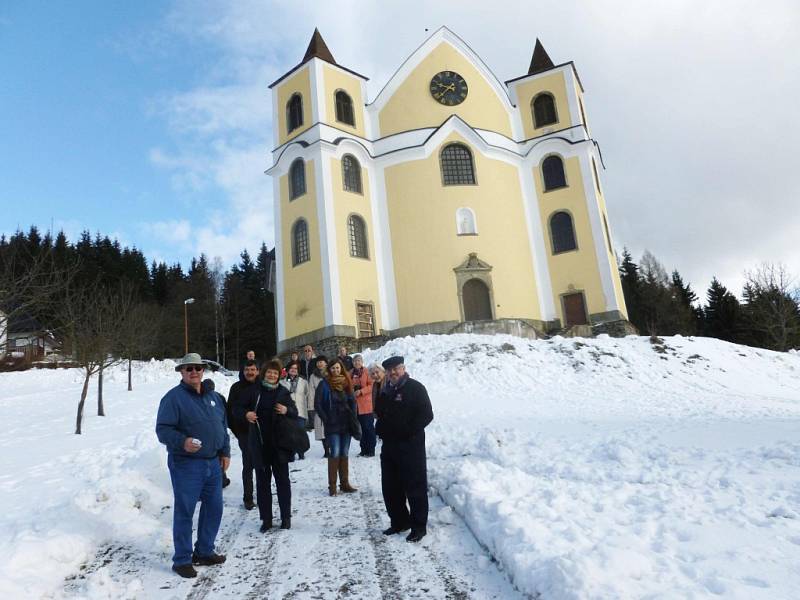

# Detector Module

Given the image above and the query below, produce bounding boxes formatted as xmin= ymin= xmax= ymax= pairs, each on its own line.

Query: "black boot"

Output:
xmin=382 ymin=525 xmax=410 ymax=535
xmin=280 ymin=517 xmax=291 ymax=530
xmin=260 ymin=520 xmax=272 ymax=533
xmin=406 ymin=529 xmax=427 ymax=543
xmin=243 ymin=498 xmax=255 ymax=510
xmin=192 ymin=552 xmax=226 ymax=565
xmin=172 ymin=564 xmax=197 ymax=578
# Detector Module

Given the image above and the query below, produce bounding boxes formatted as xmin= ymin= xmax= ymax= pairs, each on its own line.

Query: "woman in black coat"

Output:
xmin=236 ymin=358 xmax=298 ymax=531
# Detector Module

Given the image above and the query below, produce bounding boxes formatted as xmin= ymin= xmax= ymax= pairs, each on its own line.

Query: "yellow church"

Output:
xmin=266 ymin=27 xmax=629 ymax=353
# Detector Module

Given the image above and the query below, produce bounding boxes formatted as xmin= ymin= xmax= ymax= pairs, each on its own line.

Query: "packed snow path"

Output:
xmin=62 ymin=450 xmax=524 ymax=599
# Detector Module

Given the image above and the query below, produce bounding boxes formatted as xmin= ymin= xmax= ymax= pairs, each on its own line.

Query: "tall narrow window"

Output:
xmin=550 ymin=211 xmax=577 ymax=254
xmin=287 ymin=94 xmax=303 ymax=133
xmin=289 ymin=159 xmax=306 ymax=200
xmin=532 ymin=93 xmax=557 ymax=128
xmin=441 ymin=143 xmax=476 ymax=185
xmin=591 ymin=157 xmax=602 ymax=194
xmin=603 ymin=214 xmax=613 ymax=254
xmin=456 ymin=207 xmax=477 ymax=235
xmin=348 ymin=214 xmax=369 ymax=259
xmin=356 ymin=302 xmax=375 ymax=338
xmin=335 ymin=91 xmax=355 ymax=126
xmin=542 ymin=155 xmax=567 ymax=191
xmin=292 ymin=219 xmax=310 ymax=266
xmin=342 ymin=155 xmax=362 ymax=193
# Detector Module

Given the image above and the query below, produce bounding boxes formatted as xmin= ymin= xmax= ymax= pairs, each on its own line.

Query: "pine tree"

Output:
xmin=704 ymin=278 xmax=741 ymax=342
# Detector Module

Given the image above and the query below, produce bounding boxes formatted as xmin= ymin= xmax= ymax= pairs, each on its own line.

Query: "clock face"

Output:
xmin=429 ymin=71 xmax=468 ymax=106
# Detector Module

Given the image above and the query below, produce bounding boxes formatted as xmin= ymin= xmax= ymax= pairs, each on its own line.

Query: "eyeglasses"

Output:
xmin=183 ymin=365 xmax=205 ymax=372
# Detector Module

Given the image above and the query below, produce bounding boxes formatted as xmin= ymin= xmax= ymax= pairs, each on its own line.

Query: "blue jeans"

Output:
xmin=168 ymin=455 xmax=223 ymax=566
xmin=358 ymin=414 xmax=376 ymax=454
xmin=327 ymin=432 xmax=351 ymax=458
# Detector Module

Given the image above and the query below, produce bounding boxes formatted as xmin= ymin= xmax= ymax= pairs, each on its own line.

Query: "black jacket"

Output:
xmin=299 ymin=357 xmax=315 ymax=380
xmin=235 ymin=384 xmax=298 ymax=466
xmin=375 ymin=376 xmax=433 ymax=443
xmin=226 ymin=379 xmax=258 ymax=439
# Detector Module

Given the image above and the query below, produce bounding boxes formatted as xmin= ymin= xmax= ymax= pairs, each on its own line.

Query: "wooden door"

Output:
xmin=563 ymin=292 xmax=588 ymax=326
xmin=463 ymin=279 xmax=492 ymax=321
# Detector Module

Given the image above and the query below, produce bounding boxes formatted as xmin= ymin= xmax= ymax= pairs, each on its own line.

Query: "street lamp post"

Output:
xmin=183 ymin=298 xmax=195 ymax=354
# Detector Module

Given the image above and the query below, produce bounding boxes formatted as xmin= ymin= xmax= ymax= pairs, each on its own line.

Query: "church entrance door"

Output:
xmin=462 ymin=278 xmax=492 ymax=321
xmin=563 ymin=292 xmax=588 ymax=327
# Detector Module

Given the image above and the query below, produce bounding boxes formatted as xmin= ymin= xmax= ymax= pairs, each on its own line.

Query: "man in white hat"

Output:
xmin=156 ymin=353 xmax=231 ymax=578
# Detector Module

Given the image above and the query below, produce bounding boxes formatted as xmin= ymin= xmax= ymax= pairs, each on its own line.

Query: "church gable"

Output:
xmin=375 ymin=34 xmax=514 ymax=139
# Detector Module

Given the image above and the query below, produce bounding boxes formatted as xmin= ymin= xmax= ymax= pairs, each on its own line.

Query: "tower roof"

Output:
xmin=302 ymin=28 xmax=336 ymax=65
xmin=269 ymin=28 xmax=367 ymax=89
xmin=528 ymin=39 xmax=555 ymax=75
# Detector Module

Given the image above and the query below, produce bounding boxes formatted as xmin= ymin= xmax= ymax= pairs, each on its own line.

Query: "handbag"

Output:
xmin=275 ymin=414 xmax=311 ymax=454
xmin=347 ymin=404 xmax=362 ymax=441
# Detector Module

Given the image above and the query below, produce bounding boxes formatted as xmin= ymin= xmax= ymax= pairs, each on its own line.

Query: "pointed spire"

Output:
xmin=302 ymin=28 xmax=336 ymax=65
xmin=528 ymin=38 xmax=555 ymax=75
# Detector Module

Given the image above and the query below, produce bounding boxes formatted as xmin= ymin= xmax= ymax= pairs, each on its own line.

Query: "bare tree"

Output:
xmin=117 ymin=301 xmax=161 ymax=391
xmin=0 ymin=245 xmax=74 ymax=343
xmin=743 ymin=263 xmax=800 ymax=351
xmin=60 ymin=281 xmax=133 ymax=434
xmin=211 ymin=256 xmax=225 ymax=365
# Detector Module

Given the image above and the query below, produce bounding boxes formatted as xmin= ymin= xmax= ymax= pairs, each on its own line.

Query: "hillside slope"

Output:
xmin=1 ymin=334 xmax=799 ymax=599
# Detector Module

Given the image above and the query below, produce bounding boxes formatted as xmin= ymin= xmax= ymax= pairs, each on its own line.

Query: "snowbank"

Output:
xmin=1 ymin=335 xmax=799 ymax=598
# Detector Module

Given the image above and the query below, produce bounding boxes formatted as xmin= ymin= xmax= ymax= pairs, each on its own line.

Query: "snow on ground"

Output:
xmin=1 ymin=334 xmax=799 ymax=599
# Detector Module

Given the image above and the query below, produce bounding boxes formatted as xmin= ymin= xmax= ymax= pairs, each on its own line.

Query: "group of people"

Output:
xmin=155 ymin=345 xmax=433 ymax=579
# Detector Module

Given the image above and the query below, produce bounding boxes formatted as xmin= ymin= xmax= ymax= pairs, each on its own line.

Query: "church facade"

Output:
xmin=266 ymin=27 xmax=628 ymax=352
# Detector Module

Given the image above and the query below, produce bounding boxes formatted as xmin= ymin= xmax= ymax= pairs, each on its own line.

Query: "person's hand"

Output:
xmin=274 ymin=403 xmax=287 ymax=415
xmin=183 ymin=438 xmax=200 ymax=453
xmin=220 ymin=456 xmax=230 ymax=471
xmin=246 ymin=411 xmax=258 ymax=423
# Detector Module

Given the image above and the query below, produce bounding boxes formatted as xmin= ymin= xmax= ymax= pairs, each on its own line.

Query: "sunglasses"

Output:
xmin=183 ymin=365 xmax=205 ymax=372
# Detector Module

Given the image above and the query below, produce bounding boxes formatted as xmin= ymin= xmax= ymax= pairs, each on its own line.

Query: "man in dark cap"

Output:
xmin=375 ymin=355 xmax=434 ymax=542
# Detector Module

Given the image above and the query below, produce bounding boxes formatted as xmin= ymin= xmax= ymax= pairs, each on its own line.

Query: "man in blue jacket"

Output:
xmin=156 ymin=353 xmax=231 ymax=578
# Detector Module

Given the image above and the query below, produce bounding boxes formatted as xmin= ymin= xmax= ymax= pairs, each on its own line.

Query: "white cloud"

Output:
xmin=145 ymin=0 xmax=800 ymax=294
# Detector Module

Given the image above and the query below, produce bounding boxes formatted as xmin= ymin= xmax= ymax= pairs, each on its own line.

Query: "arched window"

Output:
xmin=440 ymin=143 xmax=476 ymax=185
xmin=287 ymin=94 xmax=303 ymax=133
xmin=456 ymin=208 xmax=477 ymax=235
xmin=532 ymin=93 xmax=558 ymax=128
xmin=342 ymin=155 xmax=362 ymax=193
xmin=347 ymin=214 xmax=369 ymax=259
xmin=289 ymin=159 xmax=306 ymax=200
xmin=550 ymin=211 xmax=577 ymax=254
xmin=291 ymin=219 xmax=310 ymax=266
xmin=542 ymin=155 xmax=567 ymax=191
xmin=335 ymin=91 xmax=355 ymax=126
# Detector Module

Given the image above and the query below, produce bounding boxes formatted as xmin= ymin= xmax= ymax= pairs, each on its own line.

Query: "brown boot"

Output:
xmin=327 ymin=457 xmax=339 ymax=496
xmin=339 ymin=457 xmax=358 ymax=493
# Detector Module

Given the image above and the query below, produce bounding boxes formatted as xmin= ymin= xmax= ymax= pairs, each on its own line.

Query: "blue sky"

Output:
xmin=1 ymin=1 xmax=799 ymax=295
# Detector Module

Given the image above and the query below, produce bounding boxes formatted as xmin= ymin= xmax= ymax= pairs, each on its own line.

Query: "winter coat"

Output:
xmin=371 ymin=378 xmax=384 ymax=410
xmin=280 ymin=375 xmax=309 ymax=420
xmin=226 ymin=379 xmax=258 ymax=439
xmin=338 ymin=355 xmax=354 ymax=371
xmin=156 ymin=381 xmax=231 ymax=459
xmin=235 ymin=383 xmax=298 ymax=467
xmin=350 ymin=367 xmax=374 ymax=415
xmin=298 ymin=357 xmax=315 ymax=380
xmin=307 ymin=370 xmax=326 ymax=440
xmin=375 ymin=375 xmax=433 ymax=443
xmin=314 ymin=379 xmax=357 ymax=437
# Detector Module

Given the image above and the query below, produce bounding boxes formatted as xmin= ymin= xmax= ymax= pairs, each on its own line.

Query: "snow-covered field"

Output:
xmin=1 ymin=334 xmax=799 ymax=599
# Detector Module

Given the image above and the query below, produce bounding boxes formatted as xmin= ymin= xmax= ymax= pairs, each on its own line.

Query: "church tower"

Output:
xmin=267 ymin=28 xmax=630 ymax=353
